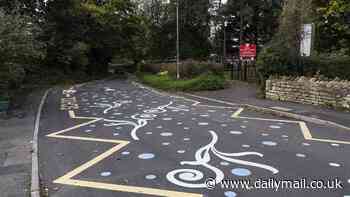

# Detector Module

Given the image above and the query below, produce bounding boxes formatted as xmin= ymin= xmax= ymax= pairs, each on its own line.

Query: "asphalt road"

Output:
xmin=38 ymin=79 xmax=350 ymax=197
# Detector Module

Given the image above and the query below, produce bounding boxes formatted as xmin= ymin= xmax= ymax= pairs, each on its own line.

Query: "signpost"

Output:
xmin=240 ymin=43 xmax=257 ymax=60
xmin=300 ymin=24 xmax=314 ymax=57
xmin=239 ymin=43 xmax=257 ymax=81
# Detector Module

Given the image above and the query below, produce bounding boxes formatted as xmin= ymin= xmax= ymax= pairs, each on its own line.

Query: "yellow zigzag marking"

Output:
xmin=232 ymin=108 xmax=350 ymax=145
xmin=47 ymin=110 xmax=202 ymax=197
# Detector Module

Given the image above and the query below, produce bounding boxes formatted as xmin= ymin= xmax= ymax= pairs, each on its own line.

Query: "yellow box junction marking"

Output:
xmin=47 ymin=110 xmax=202 ymax=197
xmin=232 ymin=108 xmax=350 ymax=145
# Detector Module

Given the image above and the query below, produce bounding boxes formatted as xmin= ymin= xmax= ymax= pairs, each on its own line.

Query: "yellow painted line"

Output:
xmin=68 ymin=110 xmax=76 ymax=118
xmin=237 ymin=116 xmax=298 ymax=123
xmin=47 ymin=110 xmax=203 ymax=197
xmin=231 ymin=108 xmax=350 ymax=145
xmin=46 ymin=119 xmax=102 ymax=137
xmin=58 ymin=179 xmax=202 ymax=197
xmin=299 ymin=122 xmax=312 ymax=140
xmin=232 ymin=108 xmax=244 ymax=118
xmin=310 ymin=138 xmax=350 ymax=145
xmin=48 ymin=135 xmax=128 ymax=144
xmin=69 ymin=110 xmax=100 ymax=120
xmin=54 ymin=143 xmax=129 ymax=182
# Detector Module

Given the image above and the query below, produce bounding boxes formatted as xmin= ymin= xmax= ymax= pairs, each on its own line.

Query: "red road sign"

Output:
xmin=240 ymin=44 xmax=256 ymax=58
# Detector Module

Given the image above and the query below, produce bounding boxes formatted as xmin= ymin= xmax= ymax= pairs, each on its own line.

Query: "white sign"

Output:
xmin=300 ymin=24 xmax=313 ymax=57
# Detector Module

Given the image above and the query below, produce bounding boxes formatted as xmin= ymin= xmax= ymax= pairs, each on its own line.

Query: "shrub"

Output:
xmin=256 ymin=40 xmax=299 ymax=79
xmin=138 ymin=60 xmax=224 ymax=79
xmin=0 ymin=9 xmax=44 ymax=97
xmin=303 ymin=54 xmax=350 ymax=80
xmin=139 ymin=72 xmax=225 ymax=91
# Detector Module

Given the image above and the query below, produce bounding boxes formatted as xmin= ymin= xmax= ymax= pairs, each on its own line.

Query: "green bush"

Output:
xmin=257 ymin=42 xmax=350 ymax=80
xmin=257 ymin=41 xmax=298 ymax=78
xmin=303 ymin=54 xmax=350 ymax=80
xmin=139 ymin=72 xmax=225 ymax=91
xmin=138 ymin=60 xmax=224 ymax=79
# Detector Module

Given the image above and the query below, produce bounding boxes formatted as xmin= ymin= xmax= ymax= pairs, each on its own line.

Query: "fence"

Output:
xmin=225 ymin=60 xmax=257 ymax=82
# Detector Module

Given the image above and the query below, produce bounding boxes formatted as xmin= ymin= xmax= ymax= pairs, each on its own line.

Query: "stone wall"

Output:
xmin=265 ymin=77 xmax=350 ymax=109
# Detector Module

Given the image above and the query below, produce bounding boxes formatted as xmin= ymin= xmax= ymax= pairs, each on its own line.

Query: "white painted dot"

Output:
xmin=243 ymin=120 xmax=249 ymax=123
xmin=191 ymin=118 xmax=197 ymax=120
xmin=157 ymin=126 xmax=163 ymax=129
xmin=269 ymin=125 xmax=281 ymax=129
xmin=146 ymin=132 xmax=153 ymax=135
xmin=240 ymin=125 xmax=246 ymax=129
xmin=242 ymin=144 xmax=250 ymax=148
xmin=230 ymin=131 xmax=243 ymax=135
xmin=302 ymin=142 xmax=311 ymax=146
xmin=296 ymin=153 xmax=306 ymax=158
xmin=177 ymin=122 xmax=183 ymax=125
xmin=231 ymin=168 xmax=251 ymax=176
xmin=261 ymin=133 xmax=269 ymax=137
xmin=113 ymin=133 xmax=119 ymax=136
xmin=198 ymin=122 xmax=209 ymax=126
xmin=221 ymin=124 xmax=228 ymax=127
xmin=282 ymin=135 xmax=289 ymax=138
xmin=100 ymin=172 xmax=112 ymax=177
xmin=160 ymin=132 xmax=173 ymax=137
xmin=184 ymin=138 xmax=191 ymax=141
xmin=162 ymin=142 xmax=170 ymax=146
xmin=85 ymin=130 xmax=92 ymax=133
xmin=145 ymin=174 xmax=157 ymax=180
xmin=348 ymin=179 xmax=350 ymax=184
xmin=262 ymin=141 xmax=278 ymax=146
xmin=163 ymin=118 xmax=172 ymax=121
xmin=138 ymin=153 xmax=155 ymax=160
xmin=329 ymin=162 xmax=341 ymax=167
xmin=177 ymin=150 xmax=186 ymax=154
xmin=208 ymin=110 xmax=216 ymax=113
xmin=121 ymin=151 xmax=130 ymax=155
xmin=331 ymin=143 xmax=340 ymax=147
xmin=224 ymin=191 xmax=237 ymax=197
xmin=220 ymin=162 xmax=230 ymax=166
xmin=200 ymin=114 xmax=209 ymax=117
xmin=184 ymin=127 xmax=190 ymax=130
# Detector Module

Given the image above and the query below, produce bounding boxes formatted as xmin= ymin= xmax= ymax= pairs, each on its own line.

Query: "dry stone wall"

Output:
xmin=265 ymin=77 xmax=350 ymax=109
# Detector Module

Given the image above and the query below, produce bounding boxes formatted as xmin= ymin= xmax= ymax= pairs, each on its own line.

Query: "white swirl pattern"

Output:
xmin=167 ymin=130 xmax=279 ymax=188
xmin=101 ymin=101 xmax=188 ymax=140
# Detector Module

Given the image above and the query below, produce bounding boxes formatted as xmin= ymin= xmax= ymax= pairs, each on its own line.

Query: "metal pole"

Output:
xmin=223 ymin=22 xmax=226 ymax=63
xmin=239 ymin=2 xmax=243 ymax=80
xmin=176 ymin=0 xmax=180 ymax=79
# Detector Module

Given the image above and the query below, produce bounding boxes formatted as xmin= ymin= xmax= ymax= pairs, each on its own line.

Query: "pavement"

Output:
xmin=187 ymin=80 xmax=350 ymax=129
xmin=0 ymin=89 xmax=45 ymax=197
xmin=37 ymin=79 xmax=350 ymax=197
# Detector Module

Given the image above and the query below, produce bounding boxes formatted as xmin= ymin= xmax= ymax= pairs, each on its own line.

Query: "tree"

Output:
xmin=215 ymin=0 xmax=283 ymax=57
xmin=40 ymin=0 xmax=147 ymax=74
xmin=314 ymin=0 xmax=350 ymax=55
xmin=0 ymin=9 xmax=44 ymax=95
xmin=141 ymin=0 xmax=212 ymax=60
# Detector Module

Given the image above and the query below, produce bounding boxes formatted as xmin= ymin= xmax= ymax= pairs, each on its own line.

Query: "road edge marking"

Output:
xmin=31 ymin=89 xmax=50 ymax=197
xmin=181 ymin=92 xmax=350 ymax=131
xmin=47 ymin=109 xmax=203 ymax=197
xmin=231 ymin=108 xmax=350 ymax=145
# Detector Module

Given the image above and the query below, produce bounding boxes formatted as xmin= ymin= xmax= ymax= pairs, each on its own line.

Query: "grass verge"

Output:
xmin=138 ymin=73 xmax=226 ymax=91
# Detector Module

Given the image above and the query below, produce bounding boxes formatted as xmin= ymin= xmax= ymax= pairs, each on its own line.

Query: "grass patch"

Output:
xmin=139 ymin=73 xmax=226 ymax=91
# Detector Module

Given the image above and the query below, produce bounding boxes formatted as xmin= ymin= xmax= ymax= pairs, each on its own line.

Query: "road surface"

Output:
xmin=38 ymin=79 xmax=350 ymax=197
